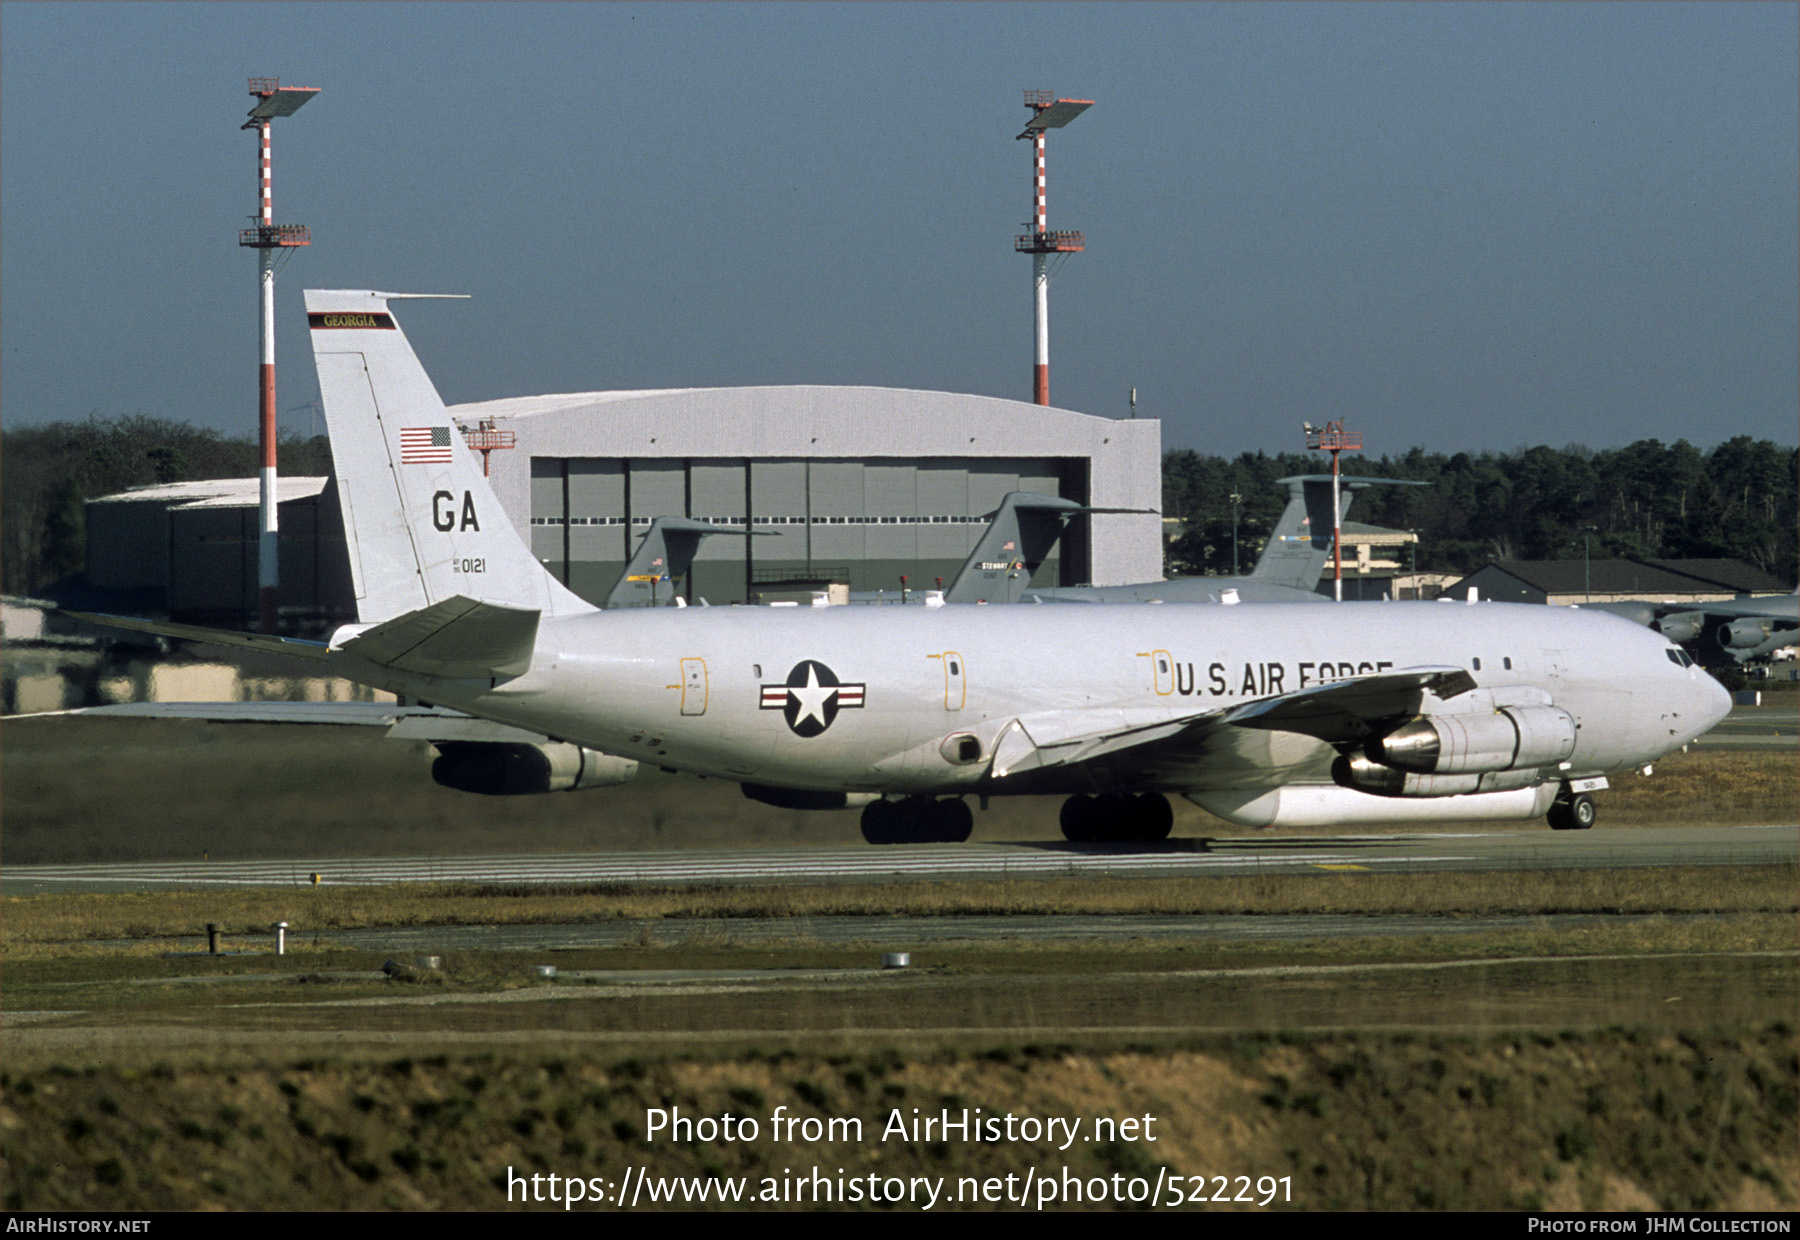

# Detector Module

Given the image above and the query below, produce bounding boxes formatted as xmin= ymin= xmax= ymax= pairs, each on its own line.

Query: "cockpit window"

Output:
xmin=1665 ymin=648 xmax=1694 ymax=667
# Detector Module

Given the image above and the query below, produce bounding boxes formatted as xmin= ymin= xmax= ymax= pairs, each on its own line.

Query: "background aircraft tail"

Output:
xmin=306 ymin=290 xmax=595 ymax=625
xmin=604 ymin=517 xmax=765 ymax=608
xmin=1250 ymin=476 xmax=1427 ymax=592
xmin=942 ymin=492 xmax=1147 ymax=604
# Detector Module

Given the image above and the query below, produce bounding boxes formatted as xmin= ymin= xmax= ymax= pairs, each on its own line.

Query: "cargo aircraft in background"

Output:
xmin=935 ymin=475 xmax=1424 ymax=607
xmin=72 ymin=291 xmax=1732 ymax=845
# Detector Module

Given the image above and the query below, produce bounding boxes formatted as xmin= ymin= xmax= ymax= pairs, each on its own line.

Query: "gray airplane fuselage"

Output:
xmin=334 ymin=599 xmax=1726 ymax=798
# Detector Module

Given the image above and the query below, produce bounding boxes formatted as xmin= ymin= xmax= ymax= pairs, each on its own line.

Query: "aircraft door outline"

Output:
xmin=680 ymin=657 xmax=708 ymax=715
xmin=943 ymin=651 xmax=966 ymax=710
xmin=1152 ymin=649 xmax=1175 ymax=695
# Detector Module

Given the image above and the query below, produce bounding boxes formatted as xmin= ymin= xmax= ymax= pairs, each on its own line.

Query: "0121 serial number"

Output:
xmin=450 ymin=557 xmax=486 ymax=574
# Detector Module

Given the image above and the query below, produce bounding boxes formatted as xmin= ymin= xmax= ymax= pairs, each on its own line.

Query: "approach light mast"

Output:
xmin=239 ymin=77 xmax=318 ymax=634
xmin=1014 ymin=92 xmax=1091 ymax=407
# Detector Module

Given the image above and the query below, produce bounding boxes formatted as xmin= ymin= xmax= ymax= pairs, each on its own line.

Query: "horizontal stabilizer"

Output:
xmin=63 ymin=612 xmax=330 ymax=661
xmin=28 ymin=700 xmax=552 ymax=744
xmin=337 ymin=595 xmax=540 ymax=679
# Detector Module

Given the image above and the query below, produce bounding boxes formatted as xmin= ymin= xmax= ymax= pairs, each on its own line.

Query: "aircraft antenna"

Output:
xmin=239 ymin=76 xmax=320 ymax=633
xmin=1304 ymin=419 xmax=1363 ymax=601
xmin=1014 ymin=91 xmax=1091 ymax=406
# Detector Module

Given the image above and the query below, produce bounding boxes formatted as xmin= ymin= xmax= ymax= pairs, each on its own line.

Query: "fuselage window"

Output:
xmin=1503 ymin=657 xmax=1513 ymax=670
xmin=1472 ymin=657 xmax=1482 ymax=671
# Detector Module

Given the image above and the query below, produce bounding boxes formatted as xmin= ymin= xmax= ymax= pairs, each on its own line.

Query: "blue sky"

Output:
xmin=3 ymin=2 xmax=1795 ymax=456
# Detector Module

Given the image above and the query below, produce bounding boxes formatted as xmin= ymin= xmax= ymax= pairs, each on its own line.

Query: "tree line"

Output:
xmin=2 ymin=416 xmax=332 ymax=595
xmin=1 ymin=417 xmax=1793 ymax=596
xmin=1164 ymin=438 xmax=1797 ymax=584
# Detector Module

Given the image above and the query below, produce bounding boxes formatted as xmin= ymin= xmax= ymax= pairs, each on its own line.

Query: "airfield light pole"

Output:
xmin=1582 ymin=526 xmax=1597 ymax=602
xmin=240 ymin=77 xmax=319 ymax=634
xmin=1304 ymin=419 xmax=1363 ymax=602
xmin=1229 ymin=486 xmax=1242 ymax=576
xmin=1014 ymin=91 xmax=1091 ymax=407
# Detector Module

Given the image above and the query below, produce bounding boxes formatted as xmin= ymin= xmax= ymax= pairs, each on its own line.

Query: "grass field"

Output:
xmin=4 ymin=718 xmax=1793 ymax=865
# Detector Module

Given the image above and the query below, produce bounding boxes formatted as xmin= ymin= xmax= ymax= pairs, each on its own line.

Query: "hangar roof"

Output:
xmin=448 ymin=385 xmax=1149 ymax=458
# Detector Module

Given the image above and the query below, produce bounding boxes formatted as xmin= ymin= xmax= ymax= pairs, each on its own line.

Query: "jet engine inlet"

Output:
xmin=1333 ymin=753 xmax=1543 ymax=798
xmin=1719 ymin=618 xmax=1775 ymax=649
xmin=1375 ymin=705 xmax=1576 ymax=774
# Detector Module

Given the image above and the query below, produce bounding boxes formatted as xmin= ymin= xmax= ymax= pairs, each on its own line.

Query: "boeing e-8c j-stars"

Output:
xmin=79 ymin=291 xmax=1733 ymax=845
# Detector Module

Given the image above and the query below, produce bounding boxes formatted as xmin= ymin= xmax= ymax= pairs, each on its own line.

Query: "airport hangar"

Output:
xmin=84 ymin=386 xmax=1165 ymax=628
xmin=446 ymin=384 xmax=1163 ymax=607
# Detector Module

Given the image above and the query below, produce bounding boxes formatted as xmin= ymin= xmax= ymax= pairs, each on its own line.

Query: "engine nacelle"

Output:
xmin=431 ymin=742 xmax=638 ymax=795
xmin=1375 ymin=705 xmax=1576 ymax=774
xmin=1719 ymin=617 xmax=1775 ymax=649
xmin=1333 ymin=753 xmax=1543 ymax=798
xmin=1655 ymin=611 xmax=1705 ymax=643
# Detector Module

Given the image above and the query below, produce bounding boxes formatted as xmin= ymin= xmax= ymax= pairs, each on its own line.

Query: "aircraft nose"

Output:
xmin=1699 ymin=670 xmax=1734 ymax=732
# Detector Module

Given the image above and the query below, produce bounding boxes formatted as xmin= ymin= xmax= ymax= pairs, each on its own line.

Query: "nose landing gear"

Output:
xmin=860 ymin=796 xmax=975 ymax=844
xmin=1547 ymin=788 xmax=1597 ymax=831
xmin=1059 ymin=792 xmax=1174 ymax=842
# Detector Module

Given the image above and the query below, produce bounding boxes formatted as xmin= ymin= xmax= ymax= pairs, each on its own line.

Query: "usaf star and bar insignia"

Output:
xmin=760 ymin=660 xmax=866 ymax=737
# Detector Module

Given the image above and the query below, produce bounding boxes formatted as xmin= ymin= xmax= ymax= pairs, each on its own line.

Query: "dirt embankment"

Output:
xmin=4 ymin=1027 xmax=1794 ymax=1211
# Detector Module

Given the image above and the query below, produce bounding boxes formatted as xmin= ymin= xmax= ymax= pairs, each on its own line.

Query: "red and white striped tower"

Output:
xmin=239 ymin=77 xmax=318 ymax=633
xmin=1304 ymin=419 xmax=1364 ymax=601
xmin=1014 ymin=91 xmax=1091 ymax=406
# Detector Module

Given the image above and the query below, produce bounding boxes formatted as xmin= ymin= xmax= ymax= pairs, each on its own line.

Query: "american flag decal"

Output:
xmin=400 ymin=426 xmax=454 ymax=464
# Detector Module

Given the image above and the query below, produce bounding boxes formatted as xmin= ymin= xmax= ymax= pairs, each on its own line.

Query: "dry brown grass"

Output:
xmin=3 ymin=1026 xmax=1793 ymax=1210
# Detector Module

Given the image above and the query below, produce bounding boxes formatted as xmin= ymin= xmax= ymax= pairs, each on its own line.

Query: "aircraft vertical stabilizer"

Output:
xmin=305 ymin=291 xmax=595 ymax=625
xmin=1249 ymin=476 xmax=1427 ymax=593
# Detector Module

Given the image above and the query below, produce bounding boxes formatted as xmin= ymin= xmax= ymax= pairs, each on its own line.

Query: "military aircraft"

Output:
xmin=74 ymin=290 xmax=1732 ymax=845
xmin=939 ymin=476 xmax=1424 ymax=606
xmin=602 ymin=516 xmax=765 ymax=609
xmin=1585 ymin=593 xmax=1799 ymax=666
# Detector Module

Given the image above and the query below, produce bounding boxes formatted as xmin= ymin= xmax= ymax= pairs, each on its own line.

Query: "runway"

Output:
xmin=6 ymin=824 xmax=1792 ymax=894
xmin=1692 ymin=703 xmax=1798 ymax=750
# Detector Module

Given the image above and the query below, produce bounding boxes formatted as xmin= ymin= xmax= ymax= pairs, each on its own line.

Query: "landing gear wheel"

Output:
xmin=1548 ymin=792 xmax=1597 ymax=831
xmin=861 ymin=798 xmax=901 ymax=844
xmin=1130 ymin=793 xmax=1174 ymax=841
xmin=1060 ymin=794 xmax=1101 ymax=842
xmin=939 ymin=798 xmax=974 ymax=843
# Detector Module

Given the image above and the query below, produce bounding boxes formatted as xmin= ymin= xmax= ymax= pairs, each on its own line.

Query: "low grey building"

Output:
xmin=84 ymin=477 xmax=354 ymax=628
xmin=1451 ymin=558 xmax=1791 ymax=607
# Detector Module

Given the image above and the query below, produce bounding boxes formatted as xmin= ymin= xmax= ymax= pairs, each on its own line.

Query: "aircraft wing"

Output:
xmin=989 ymin=665 xmax=1477 ymax=784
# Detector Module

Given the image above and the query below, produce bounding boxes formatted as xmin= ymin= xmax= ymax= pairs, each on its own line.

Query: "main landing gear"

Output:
xmin=860 ymin=796 xmax=975 ymax=845
xmin=1547 ymin=788 xmax=1597 ymax=831
xmin=1059 ymin=792 xmax=1174 ymax=843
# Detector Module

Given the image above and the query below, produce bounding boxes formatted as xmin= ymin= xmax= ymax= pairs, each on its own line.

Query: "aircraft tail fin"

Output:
xmin=941 ymin=492 xmax=1086 ymax=605
xmin=942 ymin=492 xmax=1156 ymax=604
xmin=1249 ymin=476 xmax=1427 ymax=592
xmin=306 ymin=290 xmax=596 ymax=625
xmin=604 ymin=517 xmax=766 ymax=609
